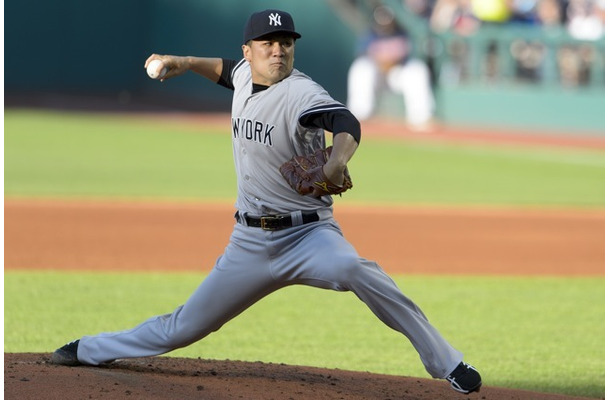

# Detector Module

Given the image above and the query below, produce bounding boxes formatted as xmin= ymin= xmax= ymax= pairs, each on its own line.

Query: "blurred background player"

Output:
xmin=346 ymin=5 xmax=436 ymax=130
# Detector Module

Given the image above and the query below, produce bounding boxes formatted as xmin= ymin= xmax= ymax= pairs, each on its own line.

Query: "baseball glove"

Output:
xmin=279 ymin=146 xmax=353 ymax=197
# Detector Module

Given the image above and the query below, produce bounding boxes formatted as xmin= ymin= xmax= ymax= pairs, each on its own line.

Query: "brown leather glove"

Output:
xmin=279 ymin=146 xmax=353 ymax=197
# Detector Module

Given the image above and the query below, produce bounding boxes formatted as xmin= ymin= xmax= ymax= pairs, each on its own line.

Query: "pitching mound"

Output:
xmin=5 ymin=353 xmax=590 ymax=400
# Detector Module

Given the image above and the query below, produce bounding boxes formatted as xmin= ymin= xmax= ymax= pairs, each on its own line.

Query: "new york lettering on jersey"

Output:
xmin=232 ymin=117 xmax=275 ymax=146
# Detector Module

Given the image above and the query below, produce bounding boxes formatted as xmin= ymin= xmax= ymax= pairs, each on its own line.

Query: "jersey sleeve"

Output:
xmin=292 ymin=75 xmax=361 ymax=143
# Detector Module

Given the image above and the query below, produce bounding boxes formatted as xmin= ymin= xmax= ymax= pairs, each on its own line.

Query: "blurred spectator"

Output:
xmin=556 ymin=44 xmax=596 ymax=86
xmin=510 ymin=39 xmax=546 ymax=82
xmin=430 ymin=0 xmax=481 ymax=36
xmin=469 ymin=0 xmax=512 ymax=82
xmin=566 ymin=0 xmax=604 ymax=40
xmin=347 ymin=5 xmax=436 ymax=129
xmin=536 ymin=0 xmax=564 ymax=26
xmin=430 ymin=0 xmax=480 ymax=84
xmin=471 ymin=0 xmax=512 ymax=23
xmin=510 ymin=0 xmax=542 ymax=24
xmin=510 ymin=0 xmax=563 ymax=82
xmin=555 ymin=0 xmax=604 ymax=87
xmin=340 ymin=0 xmax=602 ymax=97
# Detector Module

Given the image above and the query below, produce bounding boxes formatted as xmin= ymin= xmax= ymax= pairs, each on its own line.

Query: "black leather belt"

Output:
xmin=235 ymin=211 xmax=319 ymax=231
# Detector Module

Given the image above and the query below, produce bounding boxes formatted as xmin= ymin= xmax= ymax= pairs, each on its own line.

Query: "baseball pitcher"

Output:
xmin=51 ymin=9 xmax=482 ymax=395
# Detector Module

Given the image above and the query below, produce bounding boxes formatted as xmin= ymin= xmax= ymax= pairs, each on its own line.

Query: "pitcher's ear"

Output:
xmin=242 ymin=44 xmax=252 ymax=62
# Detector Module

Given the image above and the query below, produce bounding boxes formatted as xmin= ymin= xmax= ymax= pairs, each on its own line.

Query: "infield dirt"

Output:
xmin=4 ymin=199 xmax=604 ymax=275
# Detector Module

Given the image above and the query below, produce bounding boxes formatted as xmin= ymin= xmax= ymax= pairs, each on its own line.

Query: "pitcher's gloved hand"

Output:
xmin=279 ymin=146 xmax=353 ymax=197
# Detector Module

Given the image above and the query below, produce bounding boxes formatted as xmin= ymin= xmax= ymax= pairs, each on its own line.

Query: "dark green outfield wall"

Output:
xmin=5 ymin=0 xmax=355 ymax=110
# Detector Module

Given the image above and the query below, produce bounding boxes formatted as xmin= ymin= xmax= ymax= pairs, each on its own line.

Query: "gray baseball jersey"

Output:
xmin=75 ymin=58 xmax=463 ymax=380
xmin=230 ymin=58 xmax=339 ymax=215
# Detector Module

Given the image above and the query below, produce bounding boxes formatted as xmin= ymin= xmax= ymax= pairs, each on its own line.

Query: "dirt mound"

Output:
xmin=5 ymin=353 xmax=591 ymax=400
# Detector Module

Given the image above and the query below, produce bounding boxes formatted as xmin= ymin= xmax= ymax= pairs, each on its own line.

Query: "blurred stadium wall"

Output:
xmin=5 ymin=1 xmax=355 ymax=113
xmin=5 ymin=0 xmax=604 ymax=135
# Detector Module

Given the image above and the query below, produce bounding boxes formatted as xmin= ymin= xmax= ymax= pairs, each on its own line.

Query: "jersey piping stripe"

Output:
xmin=299 ymin=104 xmax=348 ymax=120
xmin=231 ymin=58 xmax=248 ymax=82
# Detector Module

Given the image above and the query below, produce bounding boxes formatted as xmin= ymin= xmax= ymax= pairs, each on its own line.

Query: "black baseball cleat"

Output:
xmin=446 ymin=362 xmax=482 ymax=394
xmin=50 ymin=339 xmax=82 ymax=366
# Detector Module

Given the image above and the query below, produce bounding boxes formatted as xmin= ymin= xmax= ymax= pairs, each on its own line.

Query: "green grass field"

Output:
xmin=4 ymin=109 xmax=606 ymax=398
xmin=5 ymin=109 xmax=604 ymax=206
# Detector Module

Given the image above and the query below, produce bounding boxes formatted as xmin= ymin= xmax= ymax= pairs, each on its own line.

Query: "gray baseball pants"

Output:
xmin=77 ymin=212 xmax=463 ymax=378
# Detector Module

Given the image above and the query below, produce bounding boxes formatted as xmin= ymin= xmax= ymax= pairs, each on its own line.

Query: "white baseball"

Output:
xmin=147 ymin=59 xmax=168 ymax=80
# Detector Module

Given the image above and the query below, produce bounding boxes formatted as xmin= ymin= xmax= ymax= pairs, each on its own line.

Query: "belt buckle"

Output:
xmin=260 ymin=215 xmax=283 ymax=231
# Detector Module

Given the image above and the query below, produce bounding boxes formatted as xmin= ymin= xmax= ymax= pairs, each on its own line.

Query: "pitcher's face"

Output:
xmin=243 ymin=34 xmax=295 ymax=86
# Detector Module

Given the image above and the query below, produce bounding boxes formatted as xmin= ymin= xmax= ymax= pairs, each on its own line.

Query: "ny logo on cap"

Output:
xmin=269 ymin=12 xmax=282 ymax=26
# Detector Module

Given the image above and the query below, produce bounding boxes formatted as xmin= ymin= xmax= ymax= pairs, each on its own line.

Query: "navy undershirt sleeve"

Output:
xmin=299 ymin=109 xmax=362 ymax=144
xmin=217 ymin=59 xmax=239 ymax=90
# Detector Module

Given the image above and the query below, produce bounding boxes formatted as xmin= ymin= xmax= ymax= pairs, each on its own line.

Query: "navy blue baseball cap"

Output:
xmin=243 ymin=9 xmax=301 ymax=44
